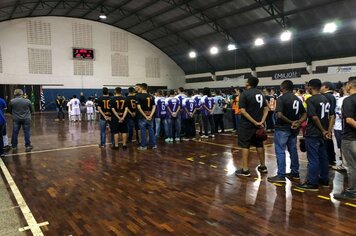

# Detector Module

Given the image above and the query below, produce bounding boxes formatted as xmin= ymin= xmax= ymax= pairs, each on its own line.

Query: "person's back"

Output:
xmin=239 ymin=87 xmax=266 ymax=128
xmin=9 ymin=96 xmax=32 ymax=121
xmin=213 ymin=95 xmax=225 ymax=115
xmin=305 ymin=94 xmax=330 ymax=138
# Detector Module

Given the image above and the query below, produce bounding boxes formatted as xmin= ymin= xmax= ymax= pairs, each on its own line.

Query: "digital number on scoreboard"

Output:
xmin=72 ymin=48 xmax=95 ymax=60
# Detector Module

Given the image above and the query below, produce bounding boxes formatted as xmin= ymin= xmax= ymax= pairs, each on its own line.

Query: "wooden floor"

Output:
xmin=1 ymin=113 xmax=355 ymax=236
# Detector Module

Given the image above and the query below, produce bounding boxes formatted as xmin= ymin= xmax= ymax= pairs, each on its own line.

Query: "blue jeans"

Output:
xmin=99 ymin=119 xmax=113 ymax=146
xmin=11 ymin=119 xmax=31 ymax=147
xmin=274 ymin=129 xmax=299 ymax=176
xmin=305 ymin=137 xmax=329 ymax=185
xmin=164 ymin=117 xmax=180 ymax=139
xmin=155 ymin=117 xmax=164 ymax=138
xmin=139 ymin=119 xmax=156 ymax=147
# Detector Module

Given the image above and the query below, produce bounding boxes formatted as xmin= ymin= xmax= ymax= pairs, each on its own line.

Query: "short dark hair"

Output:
xmin=247 ymin=77 xmax=259 ymax=88
xmin=322 ymin=81 xmax=334 ymax=90
xmin=178 ymin=87 xmax=184 ymax=92
xmin=128 ymin=87 xmax=135 ymax=93
xmin=73 ymin=95 xmax=77 ymax=98
xmin=308 ymin=79 xmax=322 ymax=90
xmin=156 ymin=89 xmax=163 ymax=96
xmin=169 ymin=89 xmax=175 ymax=96
xmin=115 ymin=87 xmax=122 ymax=94
xmin=281 ymin=80 xmax=294 ymax=92
xmin=203 ymin=87 xmax=211 ymax=97
xmin=266 ymin=88 xmax=271 ymax=93
xmin=141 ymin=83 xmax=148 ymax=90
xmin=102 ymin=87 xmax=109 ymax=95
xmin=187 ymin=90 xmax=193 ymax=96
xmin=349 ymin=76 xmax=356 ymax=82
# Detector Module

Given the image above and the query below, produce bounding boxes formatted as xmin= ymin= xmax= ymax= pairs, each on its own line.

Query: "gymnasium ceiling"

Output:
xmin=0 ymin=0 xmax=355 ymax=74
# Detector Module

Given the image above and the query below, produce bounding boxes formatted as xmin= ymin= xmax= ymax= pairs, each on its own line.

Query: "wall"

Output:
xmin=0 ymin=17 xmax=185 ymax=90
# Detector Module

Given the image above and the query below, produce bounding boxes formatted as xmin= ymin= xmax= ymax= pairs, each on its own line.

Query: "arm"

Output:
xmin=120 ymin=108 xmax=129 ymax=122
xmin=346 ymin=117 xmax=356 ymax=129
xmin=277 ymin=112 xmax=293 ymax=124
xmin=148 ymin=105 xmax=156 ymax=120
xmin=312 ymin=115 xmax=328 ymax=138
xmin=328 ymin=115 xmax=335 ymax=134
xmin=111 ymin=108 xmax=120 ymax=120
xmin=240 ymin=108 xmax=258 ymax=126
xmin=97 ymin=106 xmax=109 ymax=120
xmin=137 ymin=104 xmax=148 ymax=119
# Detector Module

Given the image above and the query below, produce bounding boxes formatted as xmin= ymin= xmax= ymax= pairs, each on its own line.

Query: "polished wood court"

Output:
xmin=1 ymin=113 xmax=355 ymax=236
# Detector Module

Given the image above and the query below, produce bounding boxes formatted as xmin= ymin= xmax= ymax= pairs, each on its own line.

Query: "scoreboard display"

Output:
xmin=72 ymin=48 xmax=94 ymax=60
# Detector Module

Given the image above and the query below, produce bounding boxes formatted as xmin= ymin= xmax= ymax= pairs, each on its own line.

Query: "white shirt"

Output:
xmin=70 ymin=98 xmax=80 ymax=109
xmin=334 ymin=96 xmax=348 ymax=131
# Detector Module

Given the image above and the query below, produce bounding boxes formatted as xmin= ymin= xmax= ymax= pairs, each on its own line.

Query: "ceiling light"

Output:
xmin=280 ymin=30 xmax=292 ymax=42
xmin=189 ymin=51 xmax=196 ymax=58
xmin=210 ymin=46 xmax=219 ymax=55
xmin=254 ymin=38 xmax=264 ymax=46
xmin=227 ymin=44 xmax=237 ymax=51
xmin=99 ymin=12 xmax=107 ymax=19
xmin=323 ymin=22 xmax=337 ymax=33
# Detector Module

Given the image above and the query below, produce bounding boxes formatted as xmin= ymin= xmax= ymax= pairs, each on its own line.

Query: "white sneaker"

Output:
xmin=332 ymin=164 xmax=346 ymax=171
xmin=201 ymin=135 xmax=208 ymax=139
xmin=165 ymin=138 xmax=171 ymax=143
xmin=170 ymin=138 xmax=174 ymax=142
xmin=174 ymin=138 xmax=180 ymax=142
xmin=182 ymin=138 xmax=189 ymax=141
xmin=211 ymin=134 xmax=215 ymax=138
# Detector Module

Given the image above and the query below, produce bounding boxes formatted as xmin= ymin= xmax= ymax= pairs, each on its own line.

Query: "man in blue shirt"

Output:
xmin=0 ymin=97 xmax=7 ymax=157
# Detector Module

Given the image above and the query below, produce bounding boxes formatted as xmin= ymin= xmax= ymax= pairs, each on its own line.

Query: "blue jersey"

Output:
xmin=182 ymin=98 xmax=196 ymax=119
xmin=165 ymin=97 xmax=180 ymax=118
xmin=175 ymin=94 xmax=187 ymax=113
xmin=192 ymin=95 xmax=202 ymax=114
xmin=0 ymin=98 xmax=6 ymax=125
xmin=200 ymin=96 xmax=215 ymax=116
xmin=155 ymin=97 xmax=167 ymax=118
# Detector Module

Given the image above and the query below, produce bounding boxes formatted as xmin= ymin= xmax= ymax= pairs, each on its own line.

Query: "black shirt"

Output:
xmin=239 ymin=88 xmax=267 ymax=128
xmin=135 ymin=93 xmax=155 ymax=118
xmin=110 ymin=96 xmax=127 ymax=118
xmin=305 ymin=94 xmax=330 ymax=137
xmin=125 ymin=95 xmax=137 ymax=118
xmin=97 ymin=96 xmax=111 ymax=120
xmin=275 ymin=92 xmax=306 ymax=131
xmin=56 ymin=97 xmax=65 ymax=108
xmin=322 ymin=92 xmax=336 ymax=116
xmin=342 ymin=93 xmax=356 ymax=141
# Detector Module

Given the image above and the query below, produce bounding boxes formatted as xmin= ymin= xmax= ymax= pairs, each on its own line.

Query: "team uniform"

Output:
xmin=85 ymin=100 xmax=95 ymax=121
xmin=0 ymin=98 xmax=6 ymax=156
xmin=334 ymin=95 xmax=348 ymax=169
xmin=272 ymin=92 xmax=306 ymax=180
xmin=265 ymin=94 xmax=276 ymax=130
xmin=97 ymin=96 xmax=112 ymax=146
xmin=165 ymin=97 xmax=181 ymax=142
xmin=200 ymin=96 xmax=215 ymax=137
xmin=213 ymin=95 xmax=225 ymax=133
xmin=126 ymin=95 xmax=139 ymax=143
xmin=55 ymin=97 xmax=66 ymax=120
xmin=110 ymin=96 xmax=128 ymax=134
xmin=302 ymin=94 xmax=331 ymax=189
xmin=69 ymin=98 xmax=81 ymax=121
xmin=192 ymin=94 xmax=203 ymax=135
xmin=155 ymin=97 xmax=167 ymax=138
xmin=238 ymin=88 xmax=267 ymax=148
xmin=322 ymin=91 xmax=337 ymax=166
xmin=135 ymin=93 xmax=156 ymax=149
xmin=182 ymin=97 xmax=196 ymax=139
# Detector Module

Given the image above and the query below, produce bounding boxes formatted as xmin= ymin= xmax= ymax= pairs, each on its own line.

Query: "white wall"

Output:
xmin=0 ymin=17 xmax=185 ymax=89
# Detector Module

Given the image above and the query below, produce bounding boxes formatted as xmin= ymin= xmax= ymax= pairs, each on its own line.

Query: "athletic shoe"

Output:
xmin=201 ymin=135 xmax=209 ymax=139
xmin=137 ymin=146 xmax=147 ymax=151
xmin=257 ymin=165 xmax=268 ymax=173
xmin=296 ymin=182 xmax=319 ymax=191
xmin=235 ymin=168 xmax=251 ymax=177
xmin=333 ymin=192 xmax=356 ymax=201
xmin=25 ymin=145 xmax=33 ymax=152
xmin=211 ymin=134 xmax=215 ymax=138
xmin=332 ymin=164 xmax=346 ymax=171
xmin=4 ymin=145 xmax=11 ymax=152
xmin=165 ymin=138 xmax=171 ymax=143
xmin=0 ymin=154 xmax=5 ymax=158
xmin=174 ymin=138 xmax=180 ymax=142
xmin=286 ymin=172 xmax=300 ymax=180
xmin=182 ymin=138 xmax=189 ymax=141
xmin=152 ymin=145 xmax=157 ymax=149
xmin=319 ymin=179 xmax=330 ymax=188
xmin=122 ymin=146 xmax=127 ymax=151
xmin=12 ymin=147 xmax=17 ymax=151
xmin=267 ymin=175 xmax=286 ymax=183
xmin=99 ymin=144 xmax=105 ymax=148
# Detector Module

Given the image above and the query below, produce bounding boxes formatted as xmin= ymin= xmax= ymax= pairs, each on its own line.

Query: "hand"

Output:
xmin=291 ymin=121 xmax=301 ymax=129
xmin=119 ymin=118 xmax=123 ymax=123
xmin=189 ymin=112 xmax=193 ymax=117
xmin=147 ymin=116 xmax=152 ymax=121
xmin=132 ymin=112 xmax=136 ymax=117
xmin=172 ymin=112 xmax=176 ymax=118
xmin=255 ymin=122 xmax=264 ymax=128
xmin=322 ymin=130 xmax=329 ymax=139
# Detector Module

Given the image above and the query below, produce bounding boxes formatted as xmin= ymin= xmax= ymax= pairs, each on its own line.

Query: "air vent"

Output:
xmin=27 ymin=20 xmax=51 ymax=45
xmin=0 ymin=47 xmax=2 ymax=73
xmin=73 ymin=60 xmax=93 ymax=76
xmin=72 ymin=22 xmax=93 ymax=48
xmin=111 ymin=31 xmax=128 ymax=52
xmin=28 ymin=48 xmax=52 ymax=74
xmin=111 ymin=53 xmax=129 ymax=77
xmin=145 ymin=57 xmax=160 ymax=78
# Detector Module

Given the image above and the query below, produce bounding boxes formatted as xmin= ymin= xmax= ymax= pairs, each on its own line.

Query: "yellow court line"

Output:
xmin=210 ymin=165 xmax=217 ymax=168
xmin=199 ymin=162 xmax=205 ymax=165
xmin=317 ymin=195 xmax=331 ymax=200
xmin=345 ymin=203 xmax=356 ymax=208
xmin=186 ymin=158 xmax=194 ymax=162
xmin=200 ymin=155 xmax=207 ymax=158
xmin=293 ymin=188 xmax=305 ymax=193
xmin=273 ymin=183 xmax=283 ymax=187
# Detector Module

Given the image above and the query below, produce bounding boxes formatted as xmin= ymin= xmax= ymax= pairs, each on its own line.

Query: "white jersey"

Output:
xmin=85 ymin=100 xmax=94 ymax=113
xmin=70 ymin=98 xmax=80 ymax=109
xmin=334 ymin=96 xmax=348 ymax=131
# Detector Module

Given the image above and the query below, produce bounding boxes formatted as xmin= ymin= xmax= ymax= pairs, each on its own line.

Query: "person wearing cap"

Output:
xmin=321 ymin=81 xmax=336 ymax=167
xmin=8 ymin=89 xmax=34 ymax=152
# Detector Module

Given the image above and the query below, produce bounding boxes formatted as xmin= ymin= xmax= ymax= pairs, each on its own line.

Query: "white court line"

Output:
xmin=19 ymin=221 xmax=49 ymax=232
xmin=0 ymin=159 xmax=44 ymax=236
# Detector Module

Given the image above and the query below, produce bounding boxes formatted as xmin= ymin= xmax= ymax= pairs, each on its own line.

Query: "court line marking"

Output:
xmin=317 ymin=195 xmax=331 ymax=200
xmin=0 ymin=159 xmax=44 ymax=236
xmin=345 ymin=203 xmax=356 ymax=208
xmin=19 ymin=221 xmax=49 ymax=232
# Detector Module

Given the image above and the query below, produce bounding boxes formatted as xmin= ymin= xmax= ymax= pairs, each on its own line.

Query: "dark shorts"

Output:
xmin=334 ymin=129 xmax=342 ymax=149
xmin=111 ymin=119 xmax=128 ymax=134
xmin=238 ymin=125 xmax=264 ymax=148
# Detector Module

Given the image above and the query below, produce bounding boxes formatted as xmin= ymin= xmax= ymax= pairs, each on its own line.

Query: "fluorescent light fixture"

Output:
xmin=210 ymin=46 xmax=219 ymax=55
xmin=323 ymin=22 xmax=337 ymax=33
xmin=227 ymin=44 xmax=237 ymax=51
xmin=99 ymin=13 xmax=107 ymax=19
xmin=280 ymin=30 xmax=292 ymax=42
xmin=189 ymin=51 xmax=196 ymax=58
xmin=254 ymin=38 xmax=264 ymax=46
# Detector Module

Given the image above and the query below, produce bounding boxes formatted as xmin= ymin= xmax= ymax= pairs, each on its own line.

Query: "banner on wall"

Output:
xmin=327 ymin=66 xmax=356 ymax=74
xmin=272 ymin=71 xmax=301 ymax=80
xmin=223 ymin=75 xmax=245 ymax=82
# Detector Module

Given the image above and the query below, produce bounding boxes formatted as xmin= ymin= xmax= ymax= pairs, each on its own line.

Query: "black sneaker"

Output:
xmin=235 ymin=169 xmax=251 ymax=177
xmin=286 ymin=172 xmax=300 ymax=180
xmin=25 ymin=145 xmax=33 ymax=152
xmin=4 ymin=145 xmax=11 ymax=152
xmin=296 ymin=182 xmax=319 ymax=191
xmin=111 ymin=146 xmax=119 ymax=150
xmin=267 ymin=175 xmax=286 ymax=183
xmin=333 ymin=192 xmax=356 ymax=201
xmin=257 ymin=165 xmax=268 ymax=173
xmin=319 ymin=179 xmax=330 ymax=188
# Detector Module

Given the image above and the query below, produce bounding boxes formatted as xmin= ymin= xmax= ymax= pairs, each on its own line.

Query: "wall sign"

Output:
xmin=327 ymin=66 xmax=356 ymax=74
xmin=272 ymin=71 xmax=301 ymax=80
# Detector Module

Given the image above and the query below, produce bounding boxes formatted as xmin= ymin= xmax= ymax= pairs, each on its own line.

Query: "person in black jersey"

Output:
xmin=268 ymin=80 xmax=307 ymax=183
xmin=296 ymin=79 xmax=334 ymax=191
xmin=55 ymin=94 xmax=66 ymax=121
xmin=97 ymin=87 xmax=112 ymax=148
xmin=235 ymin=77 xmax=269 ymax=177
xmin=136 ymin=83 xmax=156 ymax=150
xmin=126 ymin=87 xmax=140 ymax=144
xmin=321 ymin=81 xmax=337 ymax=166
xmin=334 ymin=77 xmax=356 ymax=201
xmin=110 ymin=87 xmax=129 ymax=150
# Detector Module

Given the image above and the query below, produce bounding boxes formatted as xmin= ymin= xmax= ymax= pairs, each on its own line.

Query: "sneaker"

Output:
xmin=165 ymin=138 xmax=171 ymax=143
xmin=122 ymin=146 xmax=127 ymax=151
xmin=174 ymin=138 xmax=180 ymax=142
xmin=169 ymin=138 xmax=173 ymax=143
xmin=267 ymin=175 xmax=286 ymax=183
xmin=235 ymin=168 xmax=251 ymax=177
xmin=4 ymin=145 xmax=11 ymax=152
xmin=319 ymin=179 xmax=330 ymax=188
xmin=257 ymin=165 xmax=268 ymax=173
xmin=152 ymin=145 xmax=157 ymax=149
xmin=137 ymin=146 xmax=147 ymax=151
xmin=296 ymin=182 xmax=319 ymax=191
xmin=211 ymin=134 xmax=215 ymax=138
xmin=201 ymin=135 xmax=209 ymax=139
xmin=286 ymin=172 xmax=300 ymax=180
xmin=332 ymin=164 xmax=346 ymax=171
xmin=12 ymin=146 xmax=17 ymax=151
xmin=182 ymin=138 xmax=189 ymax=141
xmin=0 ymin=153 xmax=5 ymax=158
xmin=25 ymin=145 xmax=33 ymax=152
xmin=333 ymin=191 xmax=356 ymax=201
xmin=99 ymin=144 xmax=105 ymax=148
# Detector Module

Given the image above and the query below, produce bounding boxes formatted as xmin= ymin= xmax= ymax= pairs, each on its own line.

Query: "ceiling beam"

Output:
xmin=8 ymin=0 xmax=20 ymax=20
xmin=80 ymin=0 xmax=107 ymax=18
xmin=64 ymin=0 xmax=85 ymax=16
xmin=46 ymin=0 xmax=66 ymax=15
xmin=26 ymin=1 xmax=43 ymax=17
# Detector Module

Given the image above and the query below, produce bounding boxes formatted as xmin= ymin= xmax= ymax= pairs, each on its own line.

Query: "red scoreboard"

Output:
xmin=72 ymin=48 xmax=94 ymax=60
